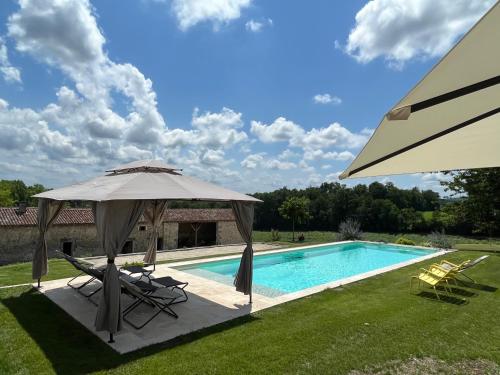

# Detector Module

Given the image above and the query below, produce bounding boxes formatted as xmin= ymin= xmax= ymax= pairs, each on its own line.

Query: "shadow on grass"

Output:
xmin=455 ymin=280 xmax=498 ymax=292
xmin=2 ymin=287 xmax=259 ymax=374
xmin=435 ymin=285 xmax=477 ymax=298
xmin=416 ymin=291 xmax=468 ymax=305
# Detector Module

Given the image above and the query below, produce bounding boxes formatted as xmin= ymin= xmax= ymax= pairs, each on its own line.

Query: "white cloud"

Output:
xmin=267 ymin=159 xmax=296 ymax=171
xmin=241 ymin=153 xmax=265 ymax=169
xmin=343 ymin=0 xmax=495 ymax=68
xmin=8 ymin=0 xmax=166 ymax=146
xmin=0 ymin=98 xmax=8 ymax=110
xmin=307 ymin=173 xmax=323 ymax=186
xmin=164 ymin=107 xmax=247 ymax=149
xmin=250 ymin=117 xmax=304 ymax=143
xmin=250 ymin=117 xmax=373 ymax=161
xmin=241 ymin=153 xmax=296 ymax=171
xmin=420 ymin=172 xmax=450 ymax=183
xmin=278 ymin=149 xmax=299 ymax=160
xmin=171 ymin=0 xmax=252 ymax=31
xmin=291 ymin=122 xmax=370 ymax=150
xmin=199 ymin=149 xmax=228 ymax=166
xmin=313 ymin=93 xmax=342 ymax=105
xmin=325 ymin=171 xmax=342 ymax=182
xmin=251 ymin=117 xmax=369 ymax=151
xmin=245 ymin=18 xmax=273 ymax=32
xmin=303 ymin=150 xmax=355 ymax=161
xmin=0 ymin=37 xmax=21 ymax=83
xmin=0 ymin=0 xmax=249 ymax=187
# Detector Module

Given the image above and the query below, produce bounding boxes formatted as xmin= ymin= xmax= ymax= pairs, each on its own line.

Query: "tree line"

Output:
xmin=0 ymin=180 xmax=46 ymax=207
xmin=1 ymin=167 xmax=498 ymax=236
xmin=252 ymin=168 xmax=500 ymax=236
xmin=252 ymin=182 xmax=441 ymax=234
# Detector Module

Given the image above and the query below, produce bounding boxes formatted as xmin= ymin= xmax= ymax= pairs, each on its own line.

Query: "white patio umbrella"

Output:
xmin=33 ymin=160 xmax=260 ymax=343
xmin=340 ymin=1 xmax=500 ymax=179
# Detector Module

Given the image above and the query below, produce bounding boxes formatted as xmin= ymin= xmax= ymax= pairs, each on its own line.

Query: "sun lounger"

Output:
xmin=59 ymin=252 xmax=104 ymax=297
xmin=120 ymin=279 xmax=180 ymax=329
xmin=150 ymin=276 xmax=189 ymax=304
xmin=436 ymin=255 xmax=489 ymax=283
xmin=120 ymin=264 xmax=154 ymax=283
xmin=410 ymin=266 xmax=453 ymax=300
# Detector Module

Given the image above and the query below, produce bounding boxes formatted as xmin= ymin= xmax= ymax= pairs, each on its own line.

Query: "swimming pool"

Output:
xmin=175 ymin=242 xmax=437 ymax=297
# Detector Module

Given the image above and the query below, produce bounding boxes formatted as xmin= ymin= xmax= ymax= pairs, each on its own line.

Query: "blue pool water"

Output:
xmin=176 ymin=242 xmax=435 ymax=297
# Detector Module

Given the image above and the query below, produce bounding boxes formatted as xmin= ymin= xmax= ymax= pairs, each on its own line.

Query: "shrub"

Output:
xmin=337 ymin=219 xmax=363 ymax=241
xmin=427 ymin=230 xmax=454 ymax=249
xmin=271 ymin=229 xmax=281 ymax=241
xmin=122 ymin=261 xmax=144 ymax=268
xmin=396 ymin=237 xmax=416 ymax=246
xmin=298 ymin=233 xmax=305 ymax=242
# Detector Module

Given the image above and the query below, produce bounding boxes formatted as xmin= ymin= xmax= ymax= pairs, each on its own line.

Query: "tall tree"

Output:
xmin=278 ymin=196 xmax=311 ymax=241
xmin=441 ymin=168 xmax=500 ymax=236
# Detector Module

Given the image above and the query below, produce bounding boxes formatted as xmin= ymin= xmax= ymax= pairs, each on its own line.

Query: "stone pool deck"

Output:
xmin=85 ymin=242 xmax=281 ymax=267
xmin=37 ymin=242 xmax=448 ymax=354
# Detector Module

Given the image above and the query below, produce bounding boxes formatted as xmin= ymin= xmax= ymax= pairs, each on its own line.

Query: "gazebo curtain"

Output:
xmin=143 ymin=200 xmax=168 ymax=264
xmin=231 ymin=201 xmax=255 ymax=298
xmin=93 ymin=200 xmax=146 ymax=334
xmin=32 ymin=198 xmax=64 ymax=280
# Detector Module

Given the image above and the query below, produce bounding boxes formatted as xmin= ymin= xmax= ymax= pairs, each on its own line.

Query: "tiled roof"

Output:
xmin=0 ymin=207 xmax=234 ymax=227
xmin=0 ymin=207 xmax=94 ymax=227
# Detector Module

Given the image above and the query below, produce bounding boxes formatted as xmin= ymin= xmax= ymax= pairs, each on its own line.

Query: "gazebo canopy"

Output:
xmin=340 ymin=1 xmax=500 ymax=179
xmin=35 ymin=160 xmax=260 ymax=202
xmin=33 ymin=160 xmax=259 ymax=343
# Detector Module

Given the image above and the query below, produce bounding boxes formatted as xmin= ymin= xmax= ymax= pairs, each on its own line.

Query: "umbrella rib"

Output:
xmin=347 ymin=106 xmax=500 ymax=177
xmin=410 ymin=75 xmax=500 ymax=114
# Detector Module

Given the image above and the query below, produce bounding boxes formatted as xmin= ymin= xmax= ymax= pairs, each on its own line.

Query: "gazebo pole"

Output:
xmin=109 ymin=333 xmax=114 ymax=343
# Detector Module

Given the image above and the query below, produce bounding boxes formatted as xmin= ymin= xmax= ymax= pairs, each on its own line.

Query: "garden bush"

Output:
xmin=271 ymin=229 xmax=281 ymax=241
xmin=427 ymin=230 xmax=454 ymax=249
xmin=337 ymin=219 xmax=363 ymax=241
xmin=396 ymin=237 xmax=416 ymax=246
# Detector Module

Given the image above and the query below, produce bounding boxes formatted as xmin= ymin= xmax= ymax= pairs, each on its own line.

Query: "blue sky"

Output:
xmin=0 ymin=0 xmax=494 ymax=194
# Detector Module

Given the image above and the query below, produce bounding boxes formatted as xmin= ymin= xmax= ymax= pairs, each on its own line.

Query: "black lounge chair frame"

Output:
xmin=150 ymin=276 xmax=189 ymax=304
xmin=121 ymin=279 xmax=179 ymax=329
xmin=59 ymin=251 xmax=104 ymax=305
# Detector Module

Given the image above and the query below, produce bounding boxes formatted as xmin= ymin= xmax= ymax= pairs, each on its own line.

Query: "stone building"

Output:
xmin=0 ymin=207 xmax=243 ymax=265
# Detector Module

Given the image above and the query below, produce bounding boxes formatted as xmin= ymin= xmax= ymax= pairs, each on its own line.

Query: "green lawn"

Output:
xmin=1 ymin=250 xmax=499 ymax=374
xmin=253 ymin=230 xmax=500 ymax=248
xmin=0 ymin=259 xmax=78 ymax=287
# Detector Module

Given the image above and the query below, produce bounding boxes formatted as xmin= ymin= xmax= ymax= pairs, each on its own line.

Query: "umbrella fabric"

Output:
xmin=143 ymin=200 xmax=168 ymax=264
xmin=93 ymin=200 xmax=146 ymax=334
xmin=341 ymin=2 xmax=500 ymax=179
xmin=32 ymin=199 xmax=64 ymax=280
xmin=231 ymin=201 xmax=255 ymax=296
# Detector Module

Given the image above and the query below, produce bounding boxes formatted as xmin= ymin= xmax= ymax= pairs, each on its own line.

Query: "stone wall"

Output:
xmin=163 ymin=222 xmax=179 ymax=250
xmin=0 ymin=225 xmax=100 ymax=265
xmin=217 ymin=221 xmax=243 ymax=245
xmin=0 ymin=220 xmax=242 ymax=265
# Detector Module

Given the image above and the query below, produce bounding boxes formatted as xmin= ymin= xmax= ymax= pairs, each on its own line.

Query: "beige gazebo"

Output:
xmin=33 ymin=160 xmax=260 ymax=343
xmin=340 ymin=1 xmax=500 ymax=179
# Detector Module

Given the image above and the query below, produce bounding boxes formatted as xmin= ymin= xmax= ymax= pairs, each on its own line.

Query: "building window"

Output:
xmin=138 ymin=225 xmax=147 ymax=231
xmin=61 ymin=240 xmax=74 ymax=256
xmin=121 ymin=240 xmax=134 ymax=254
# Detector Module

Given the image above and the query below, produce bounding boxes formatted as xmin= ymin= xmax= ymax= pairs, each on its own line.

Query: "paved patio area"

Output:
xmin=38 ymin=258 xmax=278 ymax=354
xmin=85 ymin=242 xmax=280 ymax=267
xmin=37 ymin=242 xmax=447 ymax=354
